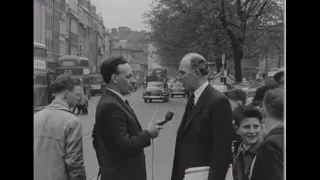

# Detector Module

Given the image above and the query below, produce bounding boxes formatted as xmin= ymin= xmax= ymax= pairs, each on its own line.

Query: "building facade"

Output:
xmin=34 ymin=0 xmax=46 ymax=45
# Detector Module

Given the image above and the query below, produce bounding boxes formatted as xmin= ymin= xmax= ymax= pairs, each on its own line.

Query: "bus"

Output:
xmin=57 ymin=55 xmax=91 ymax=98
xmin=89 ymin=73 xmax=105 ymax=96
xmin=34 ymin=42 xmax=49 ymax=110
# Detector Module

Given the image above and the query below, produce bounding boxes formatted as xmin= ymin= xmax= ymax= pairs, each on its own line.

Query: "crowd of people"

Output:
xmin=227 ymin=78 xmax=284 ymax=180
xmin=33 ymin=53 xmax=284 ymax=180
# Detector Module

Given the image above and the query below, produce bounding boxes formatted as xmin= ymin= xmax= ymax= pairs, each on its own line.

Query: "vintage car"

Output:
xmin=170 ymin=83 xmax=186 ymax=98
xmin=142 ymin=81 xmax=170 ymax=103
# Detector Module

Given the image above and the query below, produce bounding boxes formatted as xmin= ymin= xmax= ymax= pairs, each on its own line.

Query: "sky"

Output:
xmin=91 ymin=0 xmax=152 ymax=31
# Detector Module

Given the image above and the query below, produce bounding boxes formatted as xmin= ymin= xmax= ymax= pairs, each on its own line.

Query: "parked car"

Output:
xmin=170 ymin=83 xmax=186 ymax=98
xmin=142 ymin=81 xmax=170 ymax=103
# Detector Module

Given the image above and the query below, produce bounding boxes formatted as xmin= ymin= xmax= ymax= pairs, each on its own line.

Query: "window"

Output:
xmin=80 ymin=60 xmax=89 ymax=66
xmin=34 ymin=75 xmax=47 ymax=85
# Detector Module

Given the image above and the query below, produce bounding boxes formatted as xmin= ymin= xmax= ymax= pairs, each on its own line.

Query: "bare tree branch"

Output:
xmin=236 ymin=0 xmax=242 ymax=17
xmin=244 ymin=49 xmax=262 ymax=58
xmin=251 ymin=0 xmax=269 ymax=24
xmin=241 ymin=0 xmax=251 ymax=11
xmin=246 ymin=0 xmax=260 ymax=15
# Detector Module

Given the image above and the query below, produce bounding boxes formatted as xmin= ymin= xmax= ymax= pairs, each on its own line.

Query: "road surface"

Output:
xmin=79 ymin=88 xmax=187 ymax=180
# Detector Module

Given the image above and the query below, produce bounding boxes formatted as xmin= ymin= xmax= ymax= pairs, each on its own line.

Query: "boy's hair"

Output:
xmin=233 ymin=105 xmax=263 ymax=127
xmin=227 ymin=88 xmax=247 ymax=105
xmin=51 ymin=74 xmax=76 ymax=94
xmin=252 ymin=84 xmax=279 ymax=103
xmin=263 ymin=88 xmax=284 ymax=120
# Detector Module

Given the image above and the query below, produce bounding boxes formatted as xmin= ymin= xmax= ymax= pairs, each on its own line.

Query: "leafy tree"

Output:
xmin=144 ymin=0 xmax=284 ymax=82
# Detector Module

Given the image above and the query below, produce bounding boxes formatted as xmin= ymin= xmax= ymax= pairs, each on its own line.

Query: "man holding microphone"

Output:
xmin=92 ymin=56 xmax=163 ymax=180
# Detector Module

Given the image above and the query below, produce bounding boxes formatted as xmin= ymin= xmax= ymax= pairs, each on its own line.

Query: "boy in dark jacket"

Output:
xmin=250 ymin=88 xmax=284 ymax=180
xmin=232 ymin=105 xmax=263 ymax=180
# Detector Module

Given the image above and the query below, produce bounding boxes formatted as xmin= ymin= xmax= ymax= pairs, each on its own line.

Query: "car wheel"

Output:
xmin=144 ymin=99 xmax=148 ymax=103
xmin=149 ymin=99 xmax=152 ymax=103
xmin=171 ymin=94 xmax=174 ymax=98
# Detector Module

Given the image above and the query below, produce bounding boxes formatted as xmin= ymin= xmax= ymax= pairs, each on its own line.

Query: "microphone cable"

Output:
xmin=151 ymin=139 xmax=155 ymax=180
xmin=149 ymin=108 xmax=157 ymax=180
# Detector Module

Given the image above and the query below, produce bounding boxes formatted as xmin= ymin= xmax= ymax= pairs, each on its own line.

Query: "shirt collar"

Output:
xmin=106 ymin=88 xmax=126 ymax=102
xmin=238 ymin=140 xmax=262 ymax=155
xmin=194 ymin=81 xmax=209 ymax=102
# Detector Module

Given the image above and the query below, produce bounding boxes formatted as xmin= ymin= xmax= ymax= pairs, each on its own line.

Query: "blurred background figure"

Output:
xmin=73 ymin=79 xmax=88 ymax=115
xmin=227 ymin=88 xmax=247 ymax=111
xmin=273 ymin=68 xmax=284 ymax=89
xmin=227 ymin=88 xmax=247 ymax=156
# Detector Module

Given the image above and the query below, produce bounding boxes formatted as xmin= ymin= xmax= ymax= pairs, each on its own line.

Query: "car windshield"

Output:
xmin=173 ymin=83 xmax=183 ymax=88
xmin=147 ymin=82 xmax=164 ymax=88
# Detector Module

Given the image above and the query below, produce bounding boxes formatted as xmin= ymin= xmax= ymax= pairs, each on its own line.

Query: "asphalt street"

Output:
xmin=79 ymin=88 xmax=187 ymax=180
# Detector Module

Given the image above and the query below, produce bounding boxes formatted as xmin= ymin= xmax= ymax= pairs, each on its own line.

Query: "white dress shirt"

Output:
xmin=193 ymin=81 xmax=209 ymax=105
xmin=106 ymin=88 xmax=126 ymax=102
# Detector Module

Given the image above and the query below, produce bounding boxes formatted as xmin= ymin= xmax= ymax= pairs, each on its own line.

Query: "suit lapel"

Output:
xmin=177 ymin=101 xmax=190 ymax=135
xmin=183 ymin=85 xmax=211 ymax=130
xmin=105 ymin=90 xmax=142 ymax=130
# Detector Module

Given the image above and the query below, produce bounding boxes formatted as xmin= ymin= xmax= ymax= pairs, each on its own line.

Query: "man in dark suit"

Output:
xmin=93 ymin=56 xmax=163 ymax=180
xmin=250 ymin=88 xmax=284 ymax=180
xmin=171 ymin=53 xmax=234 ymax=180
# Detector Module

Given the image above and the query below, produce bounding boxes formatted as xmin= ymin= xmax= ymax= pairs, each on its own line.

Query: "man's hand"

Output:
xmin=147 ymin=121 xmax=163 ymax=139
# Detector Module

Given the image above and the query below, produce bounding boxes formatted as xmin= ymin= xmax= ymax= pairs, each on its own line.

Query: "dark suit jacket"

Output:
xmin=250 ymin=125 xmax=284 ymax=180
xmin=93 ymin=89 xmax=152 ymax=180
xmin=171 ymin=84 xmax=233 ymax=180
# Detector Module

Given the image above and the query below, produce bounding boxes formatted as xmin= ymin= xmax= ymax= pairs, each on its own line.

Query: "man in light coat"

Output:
xmin=34 ymin=74 xmax=86 ymax=180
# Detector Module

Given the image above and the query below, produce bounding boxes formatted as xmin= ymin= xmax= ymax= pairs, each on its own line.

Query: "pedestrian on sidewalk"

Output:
xmin=250 ymin=88 xmax=284 ymax=180
xmin=73 ymin=83 xmax=88 ymax=115
xmin=34 ymin=74 xmax=86 ymax=180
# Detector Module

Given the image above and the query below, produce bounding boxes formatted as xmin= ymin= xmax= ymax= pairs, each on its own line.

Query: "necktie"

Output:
xmin=180 ymin=93 xmax=195 ymax=129
xmin=185 ymin=93 xmax=195 ymax=117
xmin=187 ymin=93 xmax=195 ymax=110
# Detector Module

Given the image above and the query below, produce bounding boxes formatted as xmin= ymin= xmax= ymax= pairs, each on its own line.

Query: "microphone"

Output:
xmin=157 ymin=111 xmax=174 ymax=126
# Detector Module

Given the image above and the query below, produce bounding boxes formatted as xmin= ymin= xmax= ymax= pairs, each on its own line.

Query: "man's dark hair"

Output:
xmin=100 ymin=56 xmax=128 ymax=84
xmin=227 ymin=88 xmax=247 ymax=105
xmin=233 ymin=105 xmax=263 ymax=127
xmin=252 ymin=84 xmax=279 ymax=103
xmin=263 ymin=88 xmax=284 ymax=120
xmin=51 ymin=74 xmax=76 ymax=94
xmin=187 ymin=53 xmax=209 ymax=76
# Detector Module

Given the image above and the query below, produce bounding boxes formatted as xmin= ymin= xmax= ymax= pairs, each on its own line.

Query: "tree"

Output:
xmin=144 ymin=0 xmax=284 ymax=82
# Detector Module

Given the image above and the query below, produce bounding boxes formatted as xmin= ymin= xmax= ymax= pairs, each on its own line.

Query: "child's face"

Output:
xmin=236 ymin=117 xmax=262 ymax=146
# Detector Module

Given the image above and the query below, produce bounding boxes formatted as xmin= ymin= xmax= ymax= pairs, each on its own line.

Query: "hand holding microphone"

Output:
xmin=147 ymin=111 xmax=174 ymax=139
xmin=147 ymin=123 xmax=163 ymax=139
